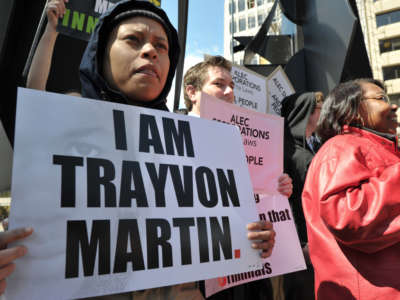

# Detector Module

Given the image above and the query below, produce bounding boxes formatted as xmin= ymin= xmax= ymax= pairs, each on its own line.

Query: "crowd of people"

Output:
xmin=1 ymin=0 xmax=399 ymax=299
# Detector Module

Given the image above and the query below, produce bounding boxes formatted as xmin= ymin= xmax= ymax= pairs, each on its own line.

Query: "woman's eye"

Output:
xmin=127 ymin=35 xmax=139 ymax=42
xmin=156 ymin=43 xmax=168 ymax=51
xmin=68 ymin=142 xmax=101 ymax=157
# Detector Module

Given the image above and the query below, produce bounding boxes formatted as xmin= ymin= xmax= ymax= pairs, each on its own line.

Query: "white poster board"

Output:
xmin=7 ymin=88 xmax=264 ymax=300
xmin=232 ymin=64 xmax=268 ymax=113
xmin=199 ymin=93 xmax=306 ymax=297
xmin=267 ymin=66 xmax=295 ymax=116
xmin=200 ymin=93 xmax=283 ymax=194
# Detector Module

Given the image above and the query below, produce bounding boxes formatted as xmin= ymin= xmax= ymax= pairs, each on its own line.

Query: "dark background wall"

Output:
xmin=0 ymin=0 xmax=87 ymax=145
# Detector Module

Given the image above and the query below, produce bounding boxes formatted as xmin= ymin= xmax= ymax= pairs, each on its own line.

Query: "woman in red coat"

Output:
xmin=302 ymin=78 xmax=400 ymax=300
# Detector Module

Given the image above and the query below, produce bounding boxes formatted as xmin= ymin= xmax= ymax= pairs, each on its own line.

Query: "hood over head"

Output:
xmin=281 ymin=92 xmax=317 ymax=147
xmin=79 ymin=0 xmax=180 ymax=110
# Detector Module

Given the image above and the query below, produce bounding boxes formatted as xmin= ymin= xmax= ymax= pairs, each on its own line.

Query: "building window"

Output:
xmin=379 ymin=37 xmax=400 ymax=53
xmin=376 ymin=9 xmax=400 ymax=27
xmin=230 ymin=20 xmax=237 ymax=34
xmin=229 ymin=1 xmax=236 ymax=14
xmin=248 ymin=14 xmax=256 ymax=28
xmin=238 ymin=0 xmax=245 ymax=12
xmin=239 ymin=16 xmax=246 ymax=31
xmin=257 ymin=0 xmax=264 ymax=5
xmin=383 ymin=64 xmax=400 ymax=81
xmin=390 ymin=93 xmax=400 ymax=105
xmin=247 ymin=0 xmax=255 ymax=9
xmin=258 ymin=11 xmax=265 ymax=25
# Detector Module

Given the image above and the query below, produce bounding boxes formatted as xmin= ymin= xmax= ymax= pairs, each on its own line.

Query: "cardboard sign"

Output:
xmin=266 ymin=66 xmax=295 ymax=116
xmin=200 ymin=93 xmax=283 ymax=194
xmin=7 ymin=88 xmax=263 ymax=300
xmin=57 ymin=0 xmax=161 ymax=41
xmin=0 ymin=121 xmax=12 ymax=193
xmin=232 ymin=64 xmax=268 ymax=114
xmin=205 ymin=194 xmax=306 ymax=297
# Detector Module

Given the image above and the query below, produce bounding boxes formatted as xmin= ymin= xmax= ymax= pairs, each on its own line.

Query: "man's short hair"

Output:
xmin=183 ymin=55 xmax=232 ymax=111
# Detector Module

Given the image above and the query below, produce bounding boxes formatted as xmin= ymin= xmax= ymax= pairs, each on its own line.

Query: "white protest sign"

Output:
xmin=232 ymin=64 xmax=268 ymax=113
xmin=200 ymin=93 xmax=283 ymax=194
xmin=267 ymin=66 xmax=295 ymax=115
xmin=7 ymin=88 xmax=263 ymax=300
xmin=205 ymin=194 xmax=306 ymax=297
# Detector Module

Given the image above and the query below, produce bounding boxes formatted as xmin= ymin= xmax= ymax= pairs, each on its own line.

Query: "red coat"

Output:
xmin=302 ymin=126 xmax=400 ymax=300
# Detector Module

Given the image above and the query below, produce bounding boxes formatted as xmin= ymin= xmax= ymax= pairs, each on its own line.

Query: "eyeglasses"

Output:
xmin=363 ymin=94 xmax=391 ymax=104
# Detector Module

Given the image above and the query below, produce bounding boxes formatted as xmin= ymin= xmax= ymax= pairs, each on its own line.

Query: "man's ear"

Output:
xmin=185 ymin=85 xmax=198 ymax=102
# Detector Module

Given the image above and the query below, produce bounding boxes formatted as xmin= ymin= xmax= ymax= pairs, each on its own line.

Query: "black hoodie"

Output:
xmin=79 ymin=0 xmax=180 ymax=110
xmin=281 ymin=92 xmax=318 ymax=245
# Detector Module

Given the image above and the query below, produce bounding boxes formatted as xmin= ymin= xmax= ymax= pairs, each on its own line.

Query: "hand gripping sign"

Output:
xmin=7 ymin=88 xmax=262 ymax=300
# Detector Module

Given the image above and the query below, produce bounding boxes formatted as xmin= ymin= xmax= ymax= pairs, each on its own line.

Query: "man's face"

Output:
xmin=201 ymin=66 xmax=235 ymax=103
xmin=102 ymin=16 xmax=170 ymax=103
xmin=187 ymin=66 xmax=234 ymax=114
xmin=359 ymin=82 xmax=398 ymax=134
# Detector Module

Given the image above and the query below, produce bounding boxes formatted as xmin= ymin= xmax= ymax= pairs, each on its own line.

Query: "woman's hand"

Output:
xmin=46 ymin=0 xmax=68 ymax=31
xmin=0 ymin=227 xmax=33 ymax=294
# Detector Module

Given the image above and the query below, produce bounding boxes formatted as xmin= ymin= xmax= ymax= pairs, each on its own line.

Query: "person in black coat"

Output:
xmin=281 ymin=91 xmax=324 ymax=300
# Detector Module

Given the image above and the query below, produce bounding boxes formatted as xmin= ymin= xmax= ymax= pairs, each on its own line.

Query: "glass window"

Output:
xmin=390 ymin=93 xmax=400 ymax=106
xmin=258 ymin=11 xmax=265 ymax=25
xmin=376 ymin=9 xmax=400 ymax=27
xmin=247 ymin=0 xmax=255 ymax=9
xmin=248 ymin=14 xmax=256 ymax=28
xmin=229 ymin=2 xmax=236 ymax=14
xmin=230 ymin=20 xmax=237 ymax=34
xmin=379 ymin=37 xmax=400 ymax=53
xmin=257 ymin=0 xmax=264 ymax=5
xmin=238 ymin=0 xmax=245 ymax=12
xmin=383 ymin=64 xmax=400 ymax=81
xmin=239 ymin=16 xmax=246 ymax=31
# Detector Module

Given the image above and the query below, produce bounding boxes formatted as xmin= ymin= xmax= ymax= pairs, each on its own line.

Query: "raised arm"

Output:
xmin=26 ymin=0 xmax=67 ymax=91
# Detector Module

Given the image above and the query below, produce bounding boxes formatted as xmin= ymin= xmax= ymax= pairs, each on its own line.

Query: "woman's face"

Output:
xmin=102 ymin=16 xmax=170 ymax=103
xmin=359 ymin=82 xmax=398 ymax=134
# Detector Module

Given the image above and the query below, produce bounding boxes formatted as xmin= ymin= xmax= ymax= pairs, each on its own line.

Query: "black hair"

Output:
xmin=317 ymin=78 xmax=385 ymax=143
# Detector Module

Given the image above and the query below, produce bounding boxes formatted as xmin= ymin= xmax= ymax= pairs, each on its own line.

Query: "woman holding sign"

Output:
xmin=303 ymin=78 xmax=400 ymax=300
xmin=1 ymin=1 xmax=284 ymax=300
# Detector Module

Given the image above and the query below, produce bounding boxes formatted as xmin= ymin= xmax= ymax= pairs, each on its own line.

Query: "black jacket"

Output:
xmin=79 ymin=0 xmax=180 ymax=111
xmin=281 ymin=92 xmax=319 ymax=245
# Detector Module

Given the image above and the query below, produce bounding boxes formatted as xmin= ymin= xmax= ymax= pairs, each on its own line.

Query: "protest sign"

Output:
xmin=267 ymin=66 xmax=295 ymax=115
xmin=0 ymin=121 xmax=12 ymax=192
xmin=7 ymin=88 xmax=262 ymax=300
xmin=200 ymin=92 xmax=283 ymax=194
xmin=232 ymin=64 xmax=268 ymax=113
xmin=57 ymin=0 xmax=160 ymax=41
xmin=205 ymin=194 xmax=306 ymax=297
xmin=200 ymin=93 xmax=305 ymax=296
